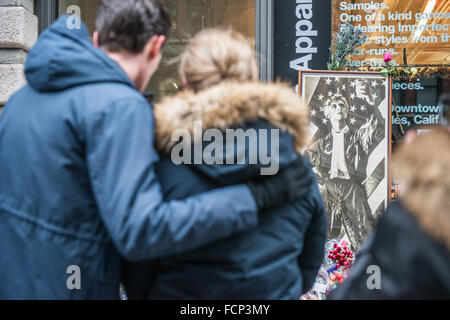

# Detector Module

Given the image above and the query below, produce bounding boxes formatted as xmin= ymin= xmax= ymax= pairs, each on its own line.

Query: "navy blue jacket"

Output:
xmin=329 ymin=201 xmax=450 ymax=300
xmin=122 ymin=82 xmax=327 ymax=300
xmin=0 ymin=16 xmax=259 ymax=299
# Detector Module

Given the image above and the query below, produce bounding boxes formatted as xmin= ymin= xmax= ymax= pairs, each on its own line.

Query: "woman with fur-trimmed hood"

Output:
xmin=121 ymin=29 xmax=327 ymax=299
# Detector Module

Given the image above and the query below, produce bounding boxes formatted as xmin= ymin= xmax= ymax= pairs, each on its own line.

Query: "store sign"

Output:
xmin=274 ymin=0 xmax=332 ymax=87
xmin=391 ymin=76 xmax=443 ymax=140
xmin=332 ymin=0 xmax=449 ymax=137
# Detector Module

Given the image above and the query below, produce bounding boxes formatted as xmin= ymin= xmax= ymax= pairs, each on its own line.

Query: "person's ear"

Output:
xmin=93 ymin=31 xmax=99 ymax=48
xmin=146 ymin=35 xmax=166 ymax=61
xmin=181 ymin=75 xmax=188 ymax=90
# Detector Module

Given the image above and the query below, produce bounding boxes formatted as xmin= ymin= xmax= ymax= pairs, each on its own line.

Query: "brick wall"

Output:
xmin=0 ymin=0 xmax=38 ymax=109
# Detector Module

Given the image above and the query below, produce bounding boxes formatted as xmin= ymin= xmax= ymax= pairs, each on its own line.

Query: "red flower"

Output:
xmin=384 ymin=51 xmax=392 ymax=62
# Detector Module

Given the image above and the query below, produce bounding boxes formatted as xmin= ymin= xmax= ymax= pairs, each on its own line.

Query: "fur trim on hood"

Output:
xmin=393 ymin=129 xmax=450 ymax=251
xmin=154 ymin=81 xmax=309 ymax=154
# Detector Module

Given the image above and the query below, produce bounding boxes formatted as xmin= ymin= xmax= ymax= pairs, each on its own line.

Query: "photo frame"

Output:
xmin=299 ymin=70 xmax=392 ymax=251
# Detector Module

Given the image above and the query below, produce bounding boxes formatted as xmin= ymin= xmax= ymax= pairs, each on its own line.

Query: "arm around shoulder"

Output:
xmin=85 ymin=97 xmax=258 ymax=261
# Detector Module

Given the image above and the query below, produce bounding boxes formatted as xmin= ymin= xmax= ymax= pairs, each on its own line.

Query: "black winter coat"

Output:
xmin=329 ymin=201 xmax=450 ymax=300
xmin=122 ymin=82 xmax=327 ymax=300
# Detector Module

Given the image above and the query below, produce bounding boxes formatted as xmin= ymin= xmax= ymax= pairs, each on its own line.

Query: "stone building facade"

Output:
xmin=0 ymin=0 xmax=37 ymax=109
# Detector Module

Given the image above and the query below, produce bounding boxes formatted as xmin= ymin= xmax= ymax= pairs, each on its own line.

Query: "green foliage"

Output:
xmin=328 ymin=23 xmax=367 ymax=71
xmin=377 ymin=66 xmax=418 ymax=79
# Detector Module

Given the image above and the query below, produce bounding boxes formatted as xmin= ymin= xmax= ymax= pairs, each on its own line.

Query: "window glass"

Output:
xmin=150 ymin=0 xmax=255 ymax=101
xmin=332 ymin=0 xmax=450 ymax=65
xmin=332 ymin=0 xmax=450 ymax=143
xmin=332 ymin=0 xmax=449 ymax=200
xmin=58 ymin=0 xmax=255 ymax=101
xmin=58 ymin=0 xmax=101 ymax=34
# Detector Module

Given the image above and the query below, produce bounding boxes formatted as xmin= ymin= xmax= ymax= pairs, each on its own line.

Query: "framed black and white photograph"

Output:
xmin=299 ymin=70 xmax=392 ymax=251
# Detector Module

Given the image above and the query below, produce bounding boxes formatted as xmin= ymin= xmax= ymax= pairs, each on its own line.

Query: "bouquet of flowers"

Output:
xmin=301 ymin=239 xmax=355 ymax=300
xmin=326 ymin=240 xmax=354 ymax=287
xmin=328 ymin=23 xmax=367 ymax=71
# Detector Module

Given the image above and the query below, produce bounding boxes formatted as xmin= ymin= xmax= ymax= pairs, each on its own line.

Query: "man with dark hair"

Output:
xmin=0 ymin=0 xmax=312 ymax=299
xmin=95 ymin=0 xmax=172 ymax=54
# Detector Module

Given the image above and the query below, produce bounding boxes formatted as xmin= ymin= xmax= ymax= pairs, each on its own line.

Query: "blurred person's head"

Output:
xmin=393 ymin=129 xmax=450 ymax=250
xmin=93 ymin=0 xmax=171 ymax=92
xmin=404 ymin=129 xmax=417 ymax=144
xmin=438 ymin=92 xmax=450 ymax=128
xmin=180 ymin=28 xmax=258 ymax=92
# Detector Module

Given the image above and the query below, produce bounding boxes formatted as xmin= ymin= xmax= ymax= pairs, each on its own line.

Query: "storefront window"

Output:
xmin=58 ymin=0 xmax=101 ymax=33
xmin=332 ymin=0 xmax=450 ymax=145
xmin=57 ymin=0 xmax=255 ymax=101
xmin=332 ymin=0 xmax=450 ymax=66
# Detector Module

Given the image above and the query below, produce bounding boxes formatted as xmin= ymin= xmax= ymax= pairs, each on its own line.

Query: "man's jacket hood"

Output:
xmin=25 ymin=15 xmax=135 ymax=92
xmin=154 ymin=81 xmax=311 ymax=184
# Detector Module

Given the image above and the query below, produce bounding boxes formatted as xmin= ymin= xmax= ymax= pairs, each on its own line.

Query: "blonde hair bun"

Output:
xmin=180 ymin=28 xmax=258 ymax=92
